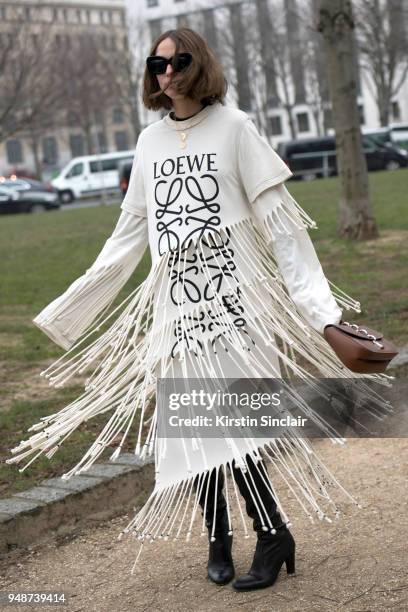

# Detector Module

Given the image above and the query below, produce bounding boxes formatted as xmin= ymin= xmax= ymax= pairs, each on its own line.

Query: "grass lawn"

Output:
xmin=1 ymin=168 xmax=407 ymax=496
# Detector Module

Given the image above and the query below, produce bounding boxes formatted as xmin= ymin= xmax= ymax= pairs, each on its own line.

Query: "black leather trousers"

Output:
xmin=193 ymin=453 xmax=282 ymax=532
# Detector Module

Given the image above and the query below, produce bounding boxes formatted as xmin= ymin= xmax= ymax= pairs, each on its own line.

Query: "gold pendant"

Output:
xmin=179 ymin=132 xmax=187 ymax=149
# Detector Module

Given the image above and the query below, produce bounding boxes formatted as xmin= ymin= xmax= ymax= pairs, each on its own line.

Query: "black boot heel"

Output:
xmin=232 ymin=527 xmax=296 ymax=591
xmin=285 ymin=550 xmax=296 ymax=575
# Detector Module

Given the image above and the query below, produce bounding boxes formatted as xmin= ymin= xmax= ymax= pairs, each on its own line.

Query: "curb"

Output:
xmin=0 ymin=454 xmax=155 ymax=554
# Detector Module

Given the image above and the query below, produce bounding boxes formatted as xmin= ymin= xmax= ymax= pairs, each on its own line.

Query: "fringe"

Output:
xmin=7 ymin=206 xmax=394 ymax=489
xmin=33 ymin=263 xmax=133 ymax=349
xmin=118 ymin=435 xmax=363 ymax=574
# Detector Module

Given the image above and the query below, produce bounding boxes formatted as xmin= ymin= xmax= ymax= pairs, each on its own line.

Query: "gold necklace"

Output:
xmin=173 ymin=110 xmax=201 ymax=149
xmin=179 ymin=131 xmax=188 ymax=149
xmin=165 ymin=104 xmax=215 ymax=150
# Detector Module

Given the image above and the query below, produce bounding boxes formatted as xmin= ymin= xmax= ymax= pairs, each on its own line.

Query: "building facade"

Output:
xmin=0 ymin=0 xmax=133 ymax=180
xmin=1 ymin=0 xmax=407 ymax=178
xmin=134 ymin=0 xmax=408 ymax=148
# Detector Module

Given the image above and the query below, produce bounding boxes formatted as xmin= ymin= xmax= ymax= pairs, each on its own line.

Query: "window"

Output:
xmin=42 ymin=137 xmax=58 ymax=165
xmin=115 ymin=131 xmax=129 ymax=151
xmin=25 ymin=6 xmax=31 ymax=20
xmin=102 ymin=159 xmax=118 ymax=171
xmin=70 ymin=134 xmax=84 ymax=157
xmin=90 ymin=161 xmax=102 ymax=173
xmin=66 ymin=162 xmax=84 ymax=178
xmin=287 ymin=141 xmax=314 ymax=156
xmin=147 ymin=0 xmax=159 ymax=7
xmin=110 ymin=35 xmax=117 ymax=51
xmin=296 ymin=112 xmax=310 ymax=133
xmin=90 ymin=159 xmax=118 ymax=173
xmin=149 ymin=19 xmax=162 ymax=42
xmin=392 ymin=101 xmax=401 ymax=121
xmin=269 ymin=115 xmax=282 ymax=136
xmin=6 ymin=139 xmax=23 ymax=164
xmin=96 ymin=131 xmax=108 ymax=153
xmin=363 ymin=137 xmax=376 ymax=153
xmin=113 ymin=107 xmax=124 ymax=124
xmin=358 ymin=104 xmax=365 ymax=125
xmin=62 ymin=8 xmax=68 ymax=22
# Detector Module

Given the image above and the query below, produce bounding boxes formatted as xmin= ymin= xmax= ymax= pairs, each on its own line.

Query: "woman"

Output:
xmin=8 ymin=28 xmax=390 ymax=591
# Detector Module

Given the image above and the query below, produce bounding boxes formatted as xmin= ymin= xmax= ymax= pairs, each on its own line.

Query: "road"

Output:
xmin=60 ymin=195 xmax=121 ymax=211
xmin=1 ymin=437 xmax=407 ymax=612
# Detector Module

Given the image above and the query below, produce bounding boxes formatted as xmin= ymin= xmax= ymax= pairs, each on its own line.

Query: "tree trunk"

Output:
xmin=318 ymin=0 xmax=379 ymax=240
xmin=229 ymin=4 xmax=252 ymax=112
xmin=255 ymin=0 xmax=280 ymax=108
xmin=285 ymin=104 xmax=297 ymax=140
xmin=28 ymin=127 xmax=42 ymax=181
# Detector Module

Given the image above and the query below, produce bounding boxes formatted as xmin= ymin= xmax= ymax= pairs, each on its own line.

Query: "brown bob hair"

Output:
xmin=142 ymin=27 xmax=228 ymax=111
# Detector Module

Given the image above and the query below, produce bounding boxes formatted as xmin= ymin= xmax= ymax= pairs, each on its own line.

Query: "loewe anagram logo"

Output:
xmin=153 ymin=153 xmax=255 ymax=358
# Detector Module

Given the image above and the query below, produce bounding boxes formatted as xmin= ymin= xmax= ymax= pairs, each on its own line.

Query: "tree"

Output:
xmin=97 ymin=14 xmax=146 ymax=145
xmin=56 ymin=34 xmax=117 ymax=155
xmin=243 ymin=0 xmax=302 ymax=140
xmin=0 ymin=21 xmax=65 ymax=177
xmin=317 ymin=0 xmax=379 ymax=240
xmin=354 ymin=0 xmax=408 ymax=126
xmin=304 ymin=0 xmax=332 ymax=136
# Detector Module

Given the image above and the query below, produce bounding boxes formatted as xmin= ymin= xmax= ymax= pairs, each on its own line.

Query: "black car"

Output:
xmin=118 ymin=159 xmax=133 ymax=196
xmin=277 ymin=135 xmax=408 ymax=180
xmin=0 ymin=178 xmax=60 ymax=214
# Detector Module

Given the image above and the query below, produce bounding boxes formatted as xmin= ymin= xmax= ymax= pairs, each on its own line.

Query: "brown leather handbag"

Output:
xmin=323 ymin=321 xmax=399 ymax=373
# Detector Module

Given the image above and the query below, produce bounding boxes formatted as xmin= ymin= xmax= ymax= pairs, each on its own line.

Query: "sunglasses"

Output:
xmin=146 ymin=52 xmax=193 ymax=75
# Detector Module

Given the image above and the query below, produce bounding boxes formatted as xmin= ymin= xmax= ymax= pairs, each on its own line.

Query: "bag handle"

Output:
xmin=325 ymin=321 xmax=384 ymax=345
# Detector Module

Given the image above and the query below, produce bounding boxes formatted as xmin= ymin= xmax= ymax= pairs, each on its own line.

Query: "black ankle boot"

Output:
xmin=206 ymin=505 xmax=235 ymax=585
xmin=232 ymin=523 xmax=295 ymax=591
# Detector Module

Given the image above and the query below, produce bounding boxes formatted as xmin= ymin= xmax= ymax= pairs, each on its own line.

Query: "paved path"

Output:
xmin=1 ymin=437 xmax=407 ymax=611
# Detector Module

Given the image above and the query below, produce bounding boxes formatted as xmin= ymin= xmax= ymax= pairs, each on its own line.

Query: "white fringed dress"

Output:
xmin=8 ymin=102 xmax=393 ymax=571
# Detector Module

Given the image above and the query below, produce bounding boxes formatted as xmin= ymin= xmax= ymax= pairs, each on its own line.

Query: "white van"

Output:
xmin=52 ymin=150 xmax=135 ymax=203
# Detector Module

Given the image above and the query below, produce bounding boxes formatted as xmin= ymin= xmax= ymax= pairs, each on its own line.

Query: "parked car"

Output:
xmin=277 ymin=135 xmax=408 ymax=180
xmin=363 ymin=124 xmax=408 ymax=151
xmin=118 ymin=159 xmax=133 ymax=195
xmin=0 ymin=178 xmax=60 ymax=214
xmin=52 ymin=150 xmax=135 ymax=203
xmin=3 ymin=169 xmax=39 ymax=181
xmin=362 ymin=126 xmax=408 ymax=154
xmin=388 ymin=123 xmax=408 ymax=150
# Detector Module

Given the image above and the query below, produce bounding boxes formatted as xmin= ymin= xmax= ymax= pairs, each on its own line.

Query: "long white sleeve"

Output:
xmin=33 ymin=210 xmax=149 ymax=350
xmin=252 ymin=183 xmax=343 ymax=334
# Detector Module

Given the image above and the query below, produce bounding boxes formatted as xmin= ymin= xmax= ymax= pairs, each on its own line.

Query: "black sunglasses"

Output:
xmin=146 ymin=52 xmax=193 ymax=75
